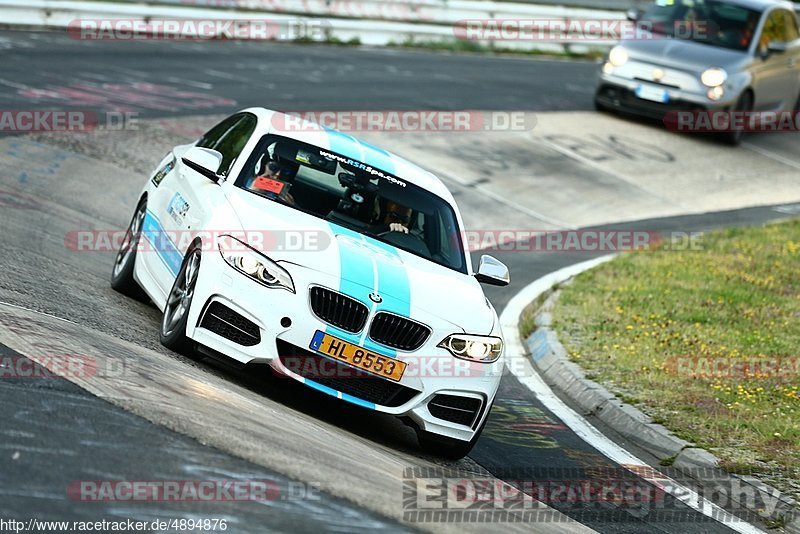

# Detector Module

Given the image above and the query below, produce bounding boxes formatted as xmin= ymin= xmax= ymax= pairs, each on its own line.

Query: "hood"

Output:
xmin=225 ymin=187 xmax=495 ymax=334
xmin=622 ymin=36 xmax=747 ymax=71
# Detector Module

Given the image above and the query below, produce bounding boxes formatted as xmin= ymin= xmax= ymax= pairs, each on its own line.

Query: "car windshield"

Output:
xmin=639 ymin=0 xmax=761 ymax=51
xmin=235 ymin=134 xmax=467 ymax=274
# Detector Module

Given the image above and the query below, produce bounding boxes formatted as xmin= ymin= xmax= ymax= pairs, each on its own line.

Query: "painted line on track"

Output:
xmin=500 ymin=255 xmax=767 ymax=534
xmin=743 ymin=142 xmax=800 ymax=172
xmin=433 ymin=167 xmax=576 ymax=229
xmin=534 ymin=133 xmax=685 ymax=208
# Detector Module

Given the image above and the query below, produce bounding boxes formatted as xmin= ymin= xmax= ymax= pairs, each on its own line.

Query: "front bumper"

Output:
xmin=595 ymin=72 xmax=738 ymax=120
xmin=184 ymin=249 xmax=503 ymax=441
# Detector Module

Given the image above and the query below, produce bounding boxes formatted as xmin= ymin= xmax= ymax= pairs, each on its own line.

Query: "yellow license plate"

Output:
xmin=309 ymin=330 xmax=406 ymax=382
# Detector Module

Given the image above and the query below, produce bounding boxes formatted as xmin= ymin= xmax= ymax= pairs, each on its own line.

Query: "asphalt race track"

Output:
xmin=2 ymin=30 xmax=799 ymax=533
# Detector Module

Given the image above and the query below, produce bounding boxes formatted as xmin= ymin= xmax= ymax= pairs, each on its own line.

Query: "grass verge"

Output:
xmin=550 ymin=220 xmax=800 ymax=500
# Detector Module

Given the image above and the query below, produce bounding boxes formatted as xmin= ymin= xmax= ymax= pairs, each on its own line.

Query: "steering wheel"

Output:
xmin=377 ymin=230 xmax=431 ymax=256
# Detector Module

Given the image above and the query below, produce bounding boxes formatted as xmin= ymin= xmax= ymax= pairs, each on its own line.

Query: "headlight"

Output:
xmin=701 ymin=67 xmax=727 ymax=87
xmin=608 ymin=46 xmax=628 ymax=67
xmin=439 ymin=334 xmax=503 ymax=363
xmin=217 ymin=235 xmax=295 ymax=293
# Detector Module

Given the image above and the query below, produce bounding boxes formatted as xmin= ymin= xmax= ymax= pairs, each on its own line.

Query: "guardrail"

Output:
xmin=81 ymin=0 xmax=628 ymax=24
xmin=0 ymin=0 xmax=625 ymax=53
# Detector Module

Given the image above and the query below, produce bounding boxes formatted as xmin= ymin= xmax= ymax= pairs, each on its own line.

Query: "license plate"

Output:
xmin=309 ymin=330 xmax=406 ymax=382
xmin=635 ymin=84 xmax=670 ymax=103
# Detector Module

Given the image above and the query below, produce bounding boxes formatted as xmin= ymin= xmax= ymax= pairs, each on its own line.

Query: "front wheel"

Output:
xmin=720 ymin=91 xmax=753 ymax=146
xmin=594 ymin=95 xmax=610 ymax=113
xmin=110 ymin=199 xmax=148 ymax=301
xmin=160 ymin=245 xmax=202 ymax=358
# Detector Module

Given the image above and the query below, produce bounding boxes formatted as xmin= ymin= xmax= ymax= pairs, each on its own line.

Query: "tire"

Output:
xmin=159 ymin=245 xmax=202 ymax=357
xmin=594 ymin=95 xmax=610 ymax=113
xmin=720 ymin=91 xmax=753 ymax=146
xmin=417 ymin=411 xmax=489 ymax=460
xmin=110 ymin=199 xmax=148 ymax=301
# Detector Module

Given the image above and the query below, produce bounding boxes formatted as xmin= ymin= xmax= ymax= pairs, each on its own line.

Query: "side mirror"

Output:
xmin=182 ymin=147 xmax=223 ymax=183
xmin=475 ymin=255 xmax=510 ymax=286
xmin=767 ymin=41 xmax=788 ymax=54
xmin=626 ymin=8 xmax=642 ymax=21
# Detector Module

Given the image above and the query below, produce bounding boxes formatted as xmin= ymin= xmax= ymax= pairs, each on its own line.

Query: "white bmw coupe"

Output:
xmin=111 ymin=108 xmax=510 ymax=458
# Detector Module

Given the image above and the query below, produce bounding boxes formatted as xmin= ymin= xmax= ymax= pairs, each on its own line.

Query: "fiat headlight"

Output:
xmin=439 ymin=334 xmax=503 ymax=363
xmin=217 ymin=234 xmax=294 ymax=293
xmin=701 ymin=67 xmax=727 ymax=87
xmin=608 ymin=46 xmax=629 ymax=67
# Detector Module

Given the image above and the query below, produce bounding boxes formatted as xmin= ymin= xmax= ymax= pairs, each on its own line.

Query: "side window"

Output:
xmin=760 ymin=10 xmax=788 ymax=47
xmin=784 ymin=10 xmax=799 ymax=41
xmin=213 ymin=115 xmax=258 ymax=177
xmin=197 ymin=115 xmax=240 ymax=149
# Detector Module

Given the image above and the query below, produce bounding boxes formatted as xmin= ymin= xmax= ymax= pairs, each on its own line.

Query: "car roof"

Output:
xmin=242 ymin=107 xmax=455 ymax=202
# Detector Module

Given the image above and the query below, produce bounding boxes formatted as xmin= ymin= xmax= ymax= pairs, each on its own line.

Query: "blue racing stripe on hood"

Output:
xmin=326 ymin=222 xmax=412 ymax=359
xmin=320 ymin=128 xmax=412 ymax=357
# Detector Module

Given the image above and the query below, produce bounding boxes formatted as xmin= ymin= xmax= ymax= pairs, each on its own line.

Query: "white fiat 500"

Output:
xmin=111 ymin=108 xmax=510 ymax=458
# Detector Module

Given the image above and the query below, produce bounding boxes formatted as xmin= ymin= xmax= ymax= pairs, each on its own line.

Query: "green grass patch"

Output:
xmin=552 ymin=220 xmax=800 ymax=498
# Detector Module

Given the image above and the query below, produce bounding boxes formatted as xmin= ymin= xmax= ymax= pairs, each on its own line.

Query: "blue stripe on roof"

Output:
xmin=354 ymin=138 xmax=398 ymax=175
xmin=322 ymin=126 xmax=365 ymax=163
